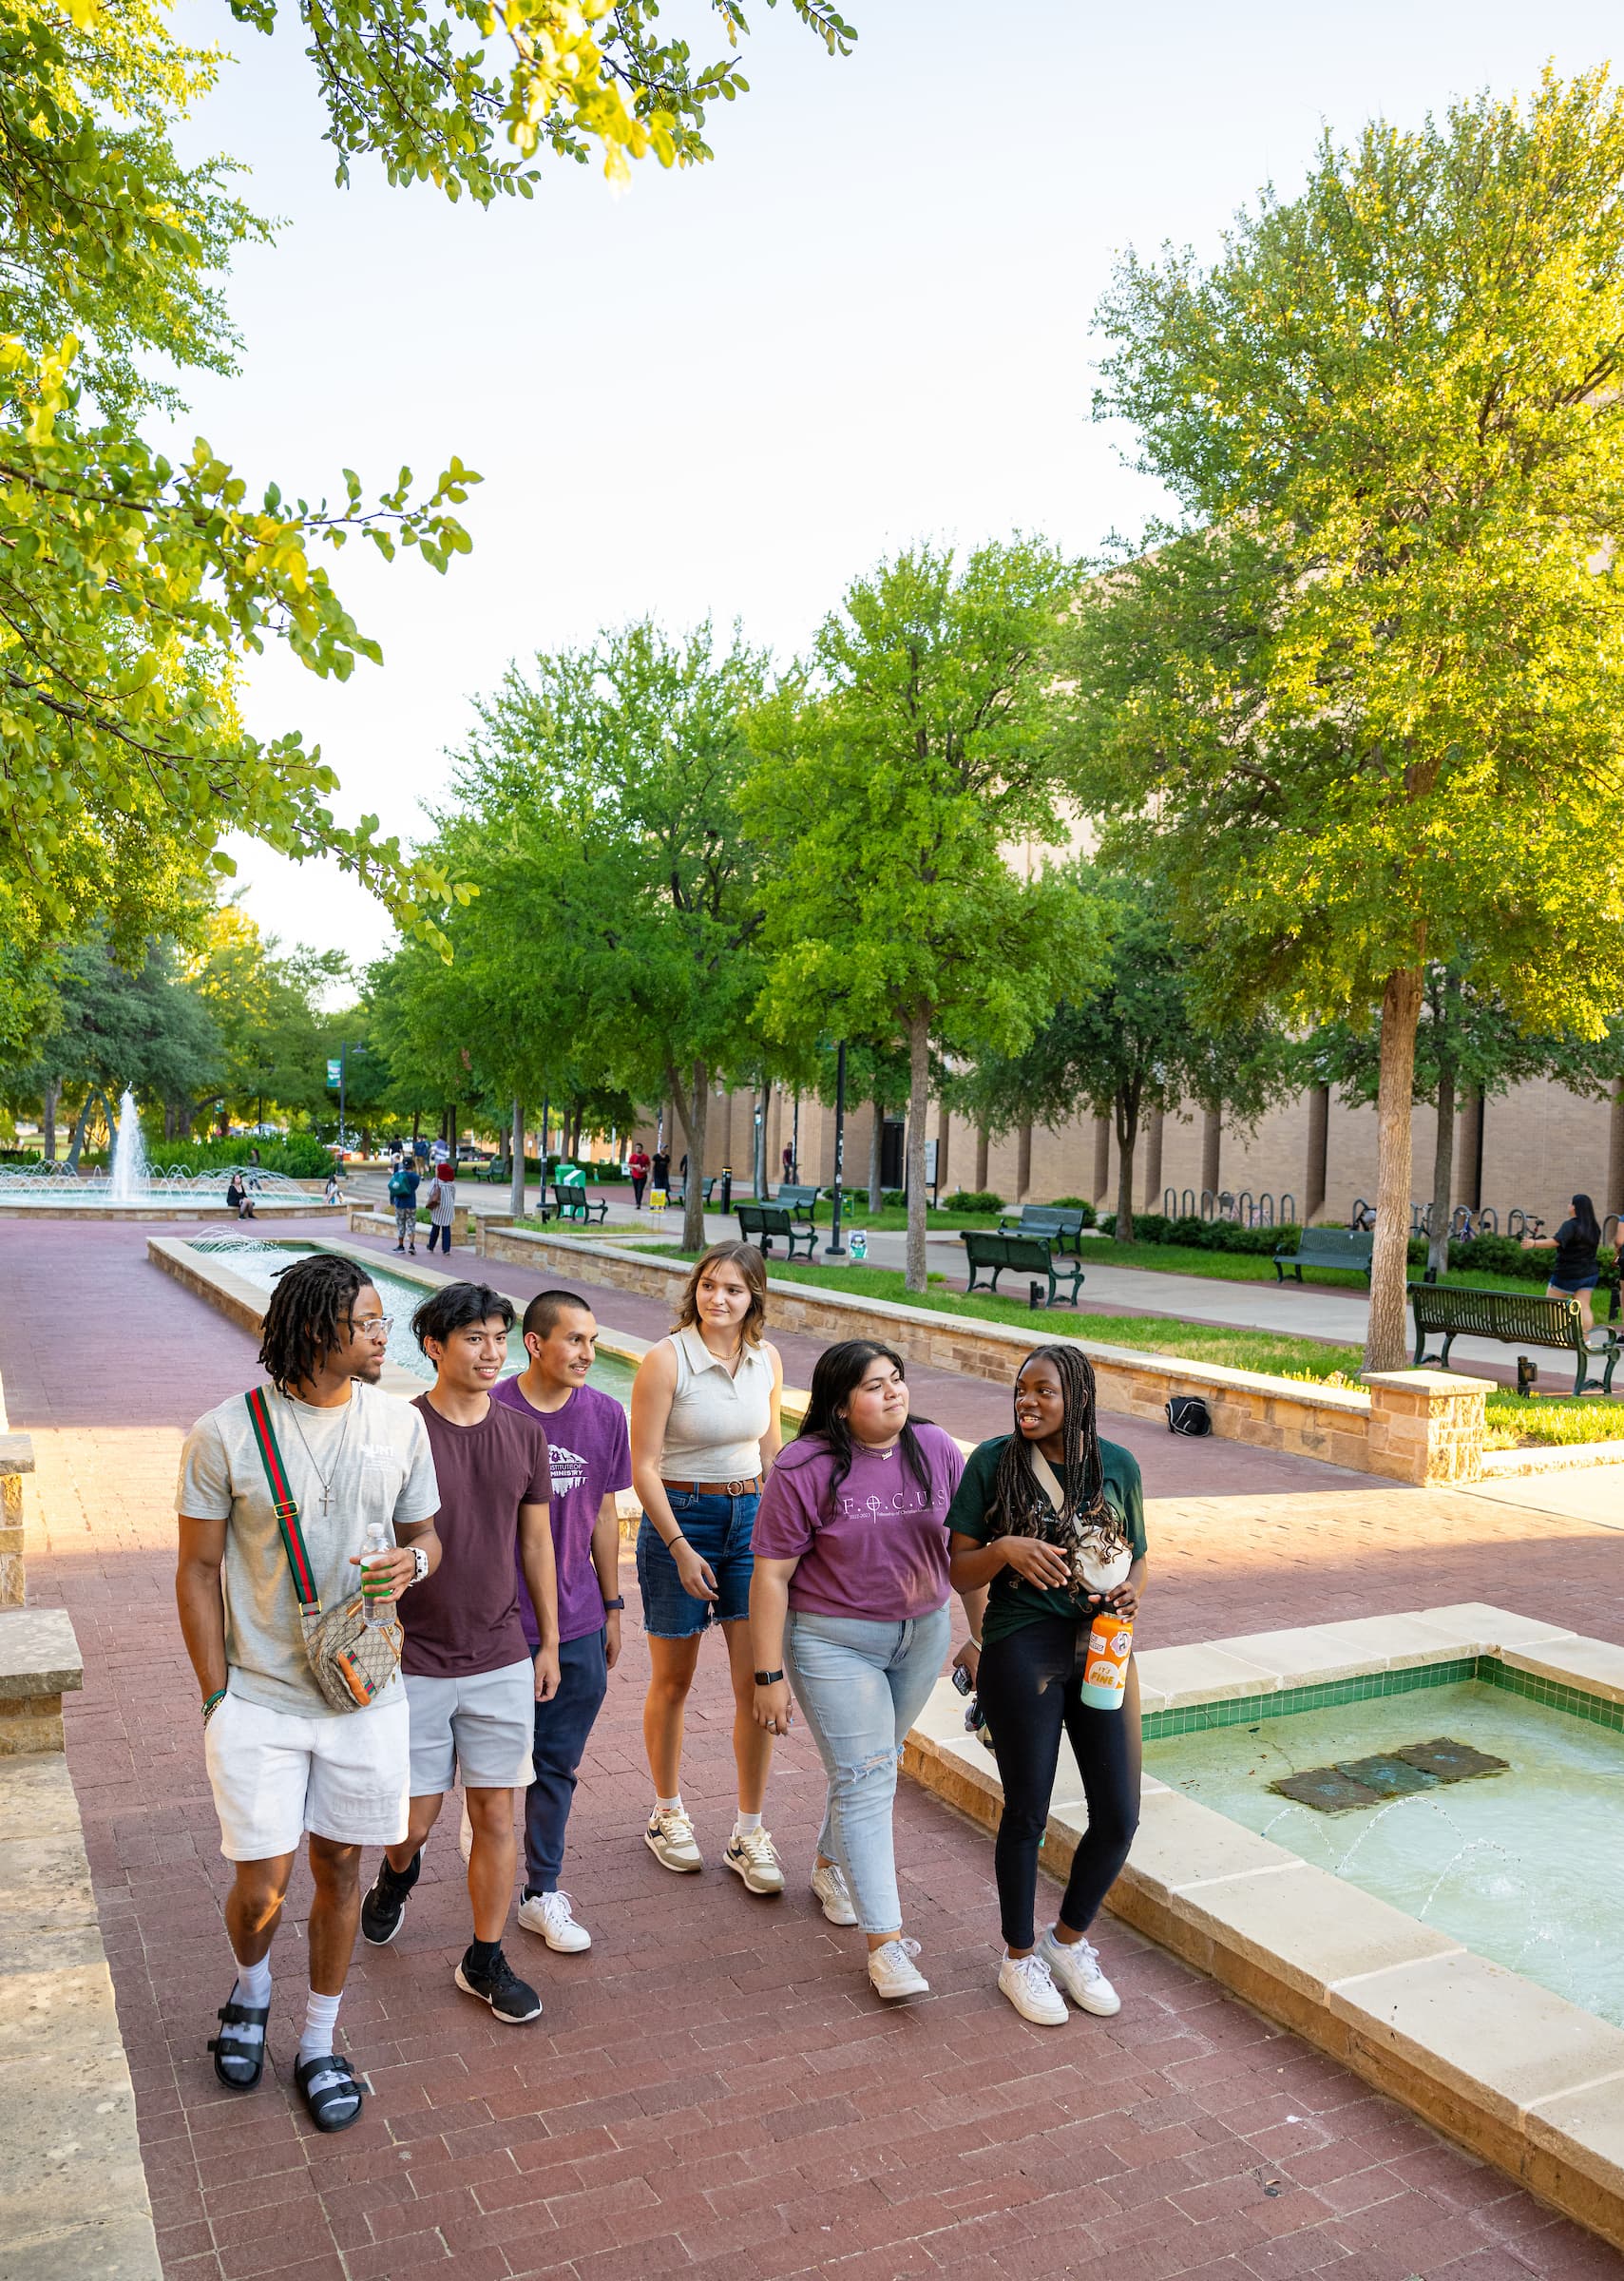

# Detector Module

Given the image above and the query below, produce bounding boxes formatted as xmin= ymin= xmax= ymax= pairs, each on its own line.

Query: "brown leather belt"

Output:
xmin=661 ymin=1475 xmax=764 ymax=1497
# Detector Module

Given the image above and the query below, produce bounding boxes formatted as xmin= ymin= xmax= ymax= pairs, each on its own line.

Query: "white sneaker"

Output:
xmin=998 ymin=1949 xmax=1069 ymax=2026
xmin=517 ymin=1889 xmax=591 ymax=1952
xmin=810 ymin=1861 xmax=857 ymax=1926
xmin=723 ymin=1824 xmax=785 ymax=1895
xmin=1041 ymin=1928 xmax=1120 ymax=2016
xmin=868 ymin=1938 xmax=929 ymax=2001
xmin=644 ymin=1806 xmax=703 ymax=1872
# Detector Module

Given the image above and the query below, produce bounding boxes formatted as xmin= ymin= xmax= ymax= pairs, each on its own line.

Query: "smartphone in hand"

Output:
xmin=950 ymin=1665 xmax=973 ymax=1697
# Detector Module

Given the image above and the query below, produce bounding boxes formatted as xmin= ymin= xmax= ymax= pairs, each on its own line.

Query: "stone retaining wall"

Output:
xmin=473 ymin=1223 xmax=1490 ymax=1486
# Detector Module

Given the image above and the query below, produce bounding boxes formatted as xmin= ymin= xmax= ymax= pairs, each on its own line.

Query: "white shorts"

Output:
xmin=404 ymin=1658 xmax=535 ymax=1795
xmin=204 ymin=1688 xmax=410 ymax=1862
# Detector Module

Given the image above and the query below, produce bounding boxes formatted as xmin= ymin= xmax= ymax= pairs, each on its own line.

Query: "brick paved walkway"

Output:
xmin=4 ymin=1219 xmax=1622 ymax=2280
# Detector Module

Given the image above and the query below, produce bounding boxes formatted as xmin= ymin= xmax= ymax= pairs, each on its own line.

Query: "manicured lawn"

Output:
xmin=1482 ymin=1391 xmax=1624 ymax=1448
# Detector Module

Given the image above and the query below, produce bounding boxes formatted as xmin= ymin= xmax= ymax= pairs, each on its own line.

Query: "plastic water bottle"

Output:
xmin=1078 ymin=1605 xmax=1135 ymax=1710
xmin=360 ymin=1521 xmax=393 ymax=1627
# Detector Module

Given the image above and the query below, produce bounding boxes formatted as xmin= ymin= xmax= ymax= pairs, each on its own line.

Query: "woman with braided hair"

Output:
xmin=947 ymin=1344 xmax=1147 ymax=2026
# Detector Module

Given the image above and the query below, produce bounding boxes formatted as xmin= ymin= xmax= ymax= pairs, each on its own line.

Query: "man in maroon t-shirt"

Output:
xmin=359 ymin=1283 xmax=558 ymax=2025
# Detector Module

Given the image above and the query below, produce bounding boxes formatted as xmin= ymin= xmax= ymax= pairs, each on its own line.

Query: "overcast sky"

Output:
xmin=164 ymin=2 xmax=1606 ymax=973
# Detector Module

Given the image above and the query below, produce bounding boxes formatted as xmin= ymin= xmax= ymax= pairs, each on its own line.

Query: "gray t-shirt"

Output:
xmin=177 ymin=1381 xmax=441 ymax=1719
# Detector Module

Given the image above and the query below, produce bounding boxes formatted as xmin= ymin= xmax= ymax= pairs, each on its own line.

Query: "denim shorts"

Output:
xmin=636 ymin=1490 xmax=758 ymax=1638
xmin=1552 ymin=1271 xmax=1600 ymax=1294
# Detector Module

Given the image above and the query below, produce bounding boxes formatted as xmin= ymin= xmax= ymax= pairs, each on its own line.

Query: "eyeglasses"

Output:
xmin=352 ymin=1315 xmax=393 ymax=1339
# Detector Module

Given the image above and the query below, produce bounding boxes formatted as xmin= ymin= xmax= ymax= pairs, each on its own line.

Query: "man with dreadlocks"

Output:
xmin=176 ymin=1253 xmax=442 ymax=2132
xmin=947 ymin=1344 xmax=1147 ymax=2027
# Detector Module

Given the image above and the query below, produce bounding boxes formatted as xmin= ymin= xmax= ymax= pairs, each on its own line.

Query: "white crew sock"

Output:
xmin=233 ymin=1953 xmax=272 ymax=2008
xmin=297 ymin=1988 xmax=343 ymax=2068
xmin=734 ymin=1811 xmax=763 ymax=1837
xmin=655 ymin=1794 xmax=683 ymax=1816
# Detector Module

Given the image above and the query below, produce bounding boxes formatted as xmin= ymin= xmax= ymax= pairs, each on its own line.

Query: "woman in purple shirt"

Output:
xmin=750 ymin=1340 xmax=984 ymax=2003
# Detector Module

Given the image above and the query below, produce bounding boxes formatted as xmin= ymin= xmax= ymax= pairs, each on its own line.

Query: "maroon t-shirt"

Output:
xmin=403 ymin=1395 xmax=552 ymax=1677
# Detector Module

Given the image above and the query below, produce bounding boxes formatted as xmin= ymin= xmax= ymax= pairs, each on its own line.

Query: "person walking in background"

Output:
xmin=425 ymin=1161 xmax=457 ymax=1254
xmin=652 ymin=1142 xmax=671 ymax=1197
xmin=630 ymin=1243 xmax=785 ymax=1891
xmin=494 ymin=1290 xmax=632 ymax=1953
xmin=1522 ymin=1191 xmax=1604 ymax=1335
xmin=948 ymin=1346 xmax=1146 ymax=2028
xmin=174 ymin=1255 xmax=442 ymax=2133
xmin=360 ymin=1283 xmax=558 ymax=2025
xmin=749 ymin=1340 xmax=983 ymax=2002
xmin=781 ymin=1140 xmax=794 ymax=1186
xmin=628 ymin=1143 xmax=651 ymax=1210
xmin=389 ymin=1153 xmax=420 ymax=1253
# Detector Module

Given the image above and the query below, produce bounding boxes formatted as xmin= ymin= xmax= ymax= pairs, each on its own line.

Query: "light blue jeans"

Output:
xmin=784 ymin=1604 xmax=951 ymax=1936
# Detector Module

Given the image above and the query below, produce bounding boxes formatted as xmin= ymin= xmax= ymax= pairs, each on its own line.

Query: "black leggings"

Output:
xmin=976 ymin=1615 xmax=1141 ymax=1951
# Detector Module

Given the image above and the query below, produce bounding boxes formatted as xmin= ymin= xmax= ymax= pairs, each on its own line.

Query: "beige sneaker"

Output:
xmin=723 ymin=1824 xmax=785 ymax=1895
xmin=644 ymin=1806 xmax=702 ymax=1872
xmin=811 ymin=1860 xmax=857 ymax=1926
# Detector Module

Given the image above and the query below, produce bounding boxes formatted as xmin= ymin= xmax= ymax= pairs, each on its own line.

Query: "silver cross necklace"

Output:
xmin=283 ymin=1392 xmax=354 ymax=1515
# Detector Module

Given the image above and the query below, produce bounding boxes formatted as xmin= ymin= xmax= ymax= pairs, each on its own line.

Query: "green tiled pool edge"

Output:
xmin=1142 ymin=1653 xmax=1624 ymax=1740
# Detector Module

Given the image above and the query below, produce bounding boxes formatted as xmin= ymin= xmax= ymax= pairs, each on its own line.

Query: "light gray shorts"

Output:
xmin=404 ymin=1658 xmax=535 ymax=1794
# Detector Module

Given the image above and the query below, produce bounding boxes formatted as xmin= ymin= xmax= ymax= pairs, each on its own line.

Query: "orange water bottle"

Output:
xmin=1079 ymin=1604 xmax=1134 ymax=1711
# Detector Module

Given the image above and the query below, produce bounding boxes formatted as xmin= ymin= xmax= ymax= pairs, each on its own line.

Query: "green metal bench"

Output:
xmin=551 ymin=1169 xmax=609 ymax=1225
xmin=997 ymin=1203 xmax=1089 ymax=1256
xmin=1409 ymin=1282 xmax=1623 ymax=1398
xmin=963 ymin=1230 xmax=1084 ymax=1308
xmin=664 ymin=1175 xmax=716 ymax=1211
xmin=774 ymin=1183 xmax=822 ymax=1224
xmin=1272 ymin=1228 xmax=1374 ymax=1284
xmin=737 ymin=1201 xmax=818 ymax=1261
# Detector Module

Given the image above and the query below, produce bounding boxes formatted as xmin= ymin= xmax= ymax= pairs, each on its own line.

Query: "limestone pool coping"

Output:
xmin=904 ymin=1601 xmax=1624 ymax=2248
xmin=0 ymin=1198 xmax=347 ymax=1222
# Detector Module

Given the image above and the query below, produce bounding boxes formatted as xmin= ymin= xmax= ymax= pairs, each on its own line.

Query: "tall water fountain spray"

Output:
xmin=108 ymin=1088 xmax=149 ymax=1202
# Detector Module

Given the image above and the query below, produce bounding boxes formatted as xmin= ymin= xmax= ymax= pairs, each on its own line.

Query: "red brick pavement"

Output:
xmin=4 ymin=1218 xmax=1622 ymax=2280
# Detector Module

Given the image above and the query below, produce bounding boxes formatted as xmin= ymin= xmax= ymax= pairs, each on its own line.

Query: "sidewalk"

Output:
xmin=3 ymin=1217 xmax=1616 ymax=2280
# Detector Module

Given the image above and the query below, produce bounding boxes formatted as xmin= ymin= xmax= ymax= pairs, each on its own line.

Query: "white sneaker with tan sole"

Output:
xmin=810 ymin=1861 xmax=857 ymax=1926
xmin=998 ymin=1950 xmax=1068 ymax=2025
xmin=645 ymin=1807 xmax=703 ymax=1872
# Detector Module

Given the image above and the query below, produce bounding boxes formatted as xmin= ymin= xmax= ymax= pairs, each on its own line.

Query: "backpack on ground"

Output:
xmin=1165 ymin=1395 xmax=1213 ymax=1437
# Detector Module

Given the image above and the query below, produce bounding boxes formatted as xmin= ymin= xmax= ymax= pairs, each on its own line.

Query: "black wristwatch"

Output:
xmin=754 ymin=1668 xmax=785 ymax=1685
xmin=602 ymin=1596 xmax=625 ymax=1612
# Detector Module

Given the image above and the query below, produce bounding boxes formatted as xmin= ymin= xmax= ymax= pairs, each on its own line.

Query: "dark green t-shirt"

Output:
xmin=946 ymin=1433 xmax=1147 ymax=1645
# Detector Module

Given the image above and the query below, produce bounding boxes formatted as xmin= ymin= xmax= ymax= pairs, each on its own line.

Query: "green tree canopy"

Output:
xmin=745 ymin=538 xmax=1107 ymax=1290
xmin=1060 ymin=69 xmax=1624 ymax=1366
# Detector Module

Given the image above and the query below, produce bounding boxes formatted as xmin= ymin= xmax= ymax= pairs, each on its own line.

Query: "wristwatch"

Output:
xmin=602 ymin=1595 xmax=625 ymax=1612
xmin=409 ymin=1544 xmax=430 ymax=1585
xmin=754 ymin=1668 xmax=785 ymax=1686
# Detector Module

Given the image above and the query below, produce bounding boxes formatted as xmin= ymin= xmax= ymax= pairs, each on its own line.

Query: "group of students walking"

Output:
xmin=175 ymin=1239 xmax=1147 ymax=2134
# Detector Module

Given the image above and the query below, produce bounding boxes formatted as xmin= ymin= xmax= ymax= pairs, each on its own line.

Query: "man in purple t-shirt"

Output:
xmin=493 ymin=1289 xmax=633 ymax=1955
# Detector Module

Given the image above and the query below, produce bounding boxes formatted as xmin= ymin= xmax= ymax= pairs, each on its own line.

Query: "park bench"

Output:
xmin=1409 ymin=1282 xmax=1623 ymax=1399
xmin=551 ymin=1169 xmax=609 ymax=1225
xmin=665 ymin=1175 xmax=716 ymax=1210
xmin=963 ymin=1230 xmax=1084 ymax=1308
xmin=997 ymin=1203 xmax=1089 ymax=1256
xmin=1272 ymin=1228 xmax=1374 ymax=1284
xmin=736 ymin=1201 xmax=819 ymax=1261
xmin=774 ymin=1183 xmax=822 ymax=1224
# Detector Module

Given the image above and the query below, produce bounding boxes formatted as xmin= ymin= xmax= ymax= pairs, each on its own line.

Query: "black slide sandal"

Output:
xmin=208 ymin=1999 xmax=271 ymax=2090
xmin=295 ymin=2052 xmax=364 ymax=2134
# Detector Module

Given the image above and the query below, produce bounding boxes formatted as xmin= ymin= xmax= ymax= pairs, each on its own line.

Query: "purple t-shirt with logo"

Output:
xmin=493 ymin=1376 xmax=633 ymax=1645
xmin=751 ymin=1422 xmax=965 ymax=1622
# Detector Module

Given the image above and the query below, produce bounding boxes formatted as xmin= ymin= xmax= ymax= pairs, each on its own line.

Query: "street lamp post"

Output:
xmin=827 ymin=1042 xmax=849 ymax=1256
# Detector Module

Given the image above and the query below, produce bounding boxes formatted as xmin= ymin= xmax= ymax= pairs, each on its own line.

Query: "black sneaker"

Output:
xmin=454 ymin=1946 xmax=543 ymax=2023
xmin=360 ymin=1850 xmax=420 ymax=1946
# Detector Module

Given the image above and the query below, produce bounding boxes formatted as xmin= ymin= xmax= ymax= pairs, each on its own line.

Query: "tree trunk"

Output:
xmin=905 ymin=1011 xmax=931 ymax=1293
xmin=510 ymin=1097 xmax=526 ymax=1217
xmin=1366 ymin=966 xmax=1425 ymax=1372
xmin=975 ymin=1122 xmax=989 ymax=1192
xmin=668 ymin=1059 xmax=711 ymax=1253
xmin=1114 ymin=1088 xmax=1140 ymax=1243
xmin=43 ymin=1079 xmax=58 ymax=1163
xmin=1091 ymin=1116 xmax=1110 ymax=1204
xmin=1142 ymin=1106 xmax=1164 ymax=1214
xmin=1305 ymin=1083 xmax=1329 ymax=1224
xmin=66 ymin=1093 xmax=92 ymax=1173
xmin=868 ymin=1097 xmax=885 ymax=1214
xmin=1017 ymin=1121 xmax=1033 ymax=1201
xmin=1427 ymin=1063 xmax=1456 ymax=1278
xmin=1201 ymin=1103 xmax=1222 ymax=1198
xmin=411 ymin=1106 xmax=421 ymax=1145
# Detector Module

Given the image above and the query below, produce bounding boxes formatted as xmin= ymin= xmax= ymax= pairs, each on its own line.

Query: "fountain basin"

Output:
xmin=906 ymin=1604 xmax=1624 ymax=2248
xmin=0 ymin=1196 xmax=348 ymax=1221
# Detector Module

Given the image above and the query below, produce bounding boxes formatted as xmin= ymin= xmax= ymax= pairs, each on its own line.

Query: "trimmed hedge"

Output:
xmin=1096 ymin=1212 xmax=1586 ymax=1283
xmin=942 ymin=1187 xmax=1004 ymax=1213
xmin=151 ymin=1132 xmax=334 ymax=1179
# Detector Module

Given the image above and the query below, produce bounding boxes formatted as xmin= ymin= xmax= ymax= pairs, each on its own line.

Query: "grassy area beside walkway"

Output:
xmin=621 ymin=1244 xmax=1624 ymax=1449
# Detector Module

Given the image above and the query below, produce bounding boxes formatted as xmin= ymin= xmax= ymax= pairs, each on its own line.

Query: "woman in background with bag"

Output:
xmin=947 ymin=1344 xmax=1146 ymax=2028
xmin=426 ymin=1161 xmax=457 ymax=1254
